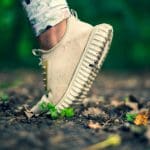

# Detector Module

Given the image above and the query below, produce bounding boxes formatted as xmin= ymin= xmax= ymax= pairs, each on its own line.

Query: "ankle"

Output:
xmin=38 ymin=19 xmax=67 ymax=50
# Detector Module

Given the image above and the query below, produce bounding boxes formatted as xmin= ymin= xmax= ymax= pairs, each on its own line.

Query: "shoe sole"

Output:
xmin=56 ymin=24 xmax=113 ymax=111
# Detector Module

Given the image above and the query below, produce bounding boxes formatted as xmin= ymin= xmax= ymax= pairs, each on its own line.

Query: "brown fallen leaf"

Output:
xmin=88 ymin=120 xmax=102 ymax=129
xmin=134 ymin=111 xmax=149 ymax=126
xmin=23 ymin=105 xmax=34 ymax=119
xmin=82 ymin=107 xmax=105 ymax=117
xmin=111 ymin=100 xmax=124 ymax=107
xmin=82 ymin=96 xmax=104 ymax=106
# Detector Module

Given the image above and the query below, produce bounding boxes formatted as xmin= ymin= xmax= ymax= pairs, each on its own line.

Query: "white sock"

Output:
xmin=22 ymin=0 xmax=70 ymax=36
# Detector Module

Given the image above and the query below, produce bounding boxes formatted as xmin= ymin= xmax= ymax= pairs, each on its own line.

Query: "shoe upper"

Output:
xmin=37 ymin=15 xmax=93 ymax=105
xmin=25 ymin=15 xmax=113 ymax=118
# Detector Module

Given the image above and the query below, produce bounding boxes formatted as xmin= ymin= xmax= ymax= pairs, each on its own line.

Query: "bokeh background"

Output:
xmin=0 ymin=0 xmax=150 ymax=70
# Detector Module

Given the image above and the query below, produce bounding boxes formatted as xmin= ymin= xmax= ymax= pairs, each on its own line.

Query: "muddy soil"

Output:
xmin=0 ymin=70 xmax=150 ymax=150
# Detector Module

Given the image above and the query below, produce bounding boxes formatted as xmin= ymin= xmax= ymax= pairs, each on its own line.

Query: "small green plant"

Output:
xmin=39 ymin=102 xmax=75 ymax=119
xmin=125 ymin=113 xmax=137 ymax=122
xmin=40 ymin=102 xmax=59 ymax=119
xmin=0 ymin=92 xmax=9 ymax=103
xmin=60 ymin=108 xmax=74 ymax=118
xmin=39 ymin=101 xmax=49 ymax=111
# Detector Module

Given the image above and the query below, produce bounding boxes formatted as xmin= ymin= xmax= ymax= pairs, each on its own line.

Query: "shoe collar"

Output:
xmin=32 ymin=10 xmax=78 ymax=57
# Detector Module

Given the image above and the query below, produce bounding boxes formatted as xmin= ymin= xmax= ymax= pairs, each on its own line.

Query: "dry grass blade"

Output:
xmin=84 ymin=134 xmax=121 ymax=150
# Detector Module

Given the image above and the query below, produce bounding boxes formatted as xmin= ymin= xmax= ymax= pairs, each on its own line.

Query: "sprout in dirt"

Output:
xmin=39 ymin=102 xmax=75 ymax=119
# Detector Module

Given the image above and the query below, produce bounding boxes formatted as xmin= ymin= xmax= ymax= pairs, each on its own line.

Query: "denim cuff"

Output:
xmin=22 ymin=0 xmax=70 ymax=36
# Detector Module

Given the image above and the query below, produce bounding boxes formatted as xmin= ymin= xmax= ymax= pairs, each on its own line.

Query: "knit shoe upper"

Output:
xmin=25 ymin=15 xmax=113 ymax=118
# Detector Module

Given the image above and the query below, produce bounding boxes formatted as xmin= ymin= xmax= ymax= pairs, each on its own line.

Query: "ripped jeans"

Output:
xmin=22 ymin=0 xmax=70 ymax=36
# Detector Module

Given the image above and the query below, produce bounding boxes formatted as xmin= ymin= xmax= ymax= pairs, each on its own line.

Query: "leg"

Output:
xmin=22 ymin=0 xmax=70 ymax=49
xmin=39 ymin=19 xmax=67 ymax=50
xmin=22 ymin=0 xmax=113 ymax=118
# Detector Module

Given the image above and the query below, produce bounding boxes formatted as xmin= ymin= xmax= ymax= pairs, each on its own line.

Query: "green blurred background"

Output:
xmin=0 ymin=0 xmax=149 ymax=70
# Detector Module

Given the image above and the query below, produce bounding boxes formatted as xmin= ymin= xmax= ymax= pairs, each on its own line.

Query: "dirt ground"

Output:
xmin=0 ymin=70 xmax=150 ymax=150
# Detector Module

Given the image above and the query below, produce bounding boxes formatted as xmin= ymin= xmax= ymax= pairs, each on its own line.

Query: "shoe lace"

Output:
xmin=32 ymin=49 xmax=48 ymax=92
xmin=70 ymin=9 xmax=78 ymax=19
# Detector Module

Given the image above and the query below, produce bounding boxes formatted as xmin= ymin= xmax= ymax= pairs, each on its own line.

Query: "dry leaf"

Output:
xmin=83 ymin=96 xmax=104 ymax=106
xmin=82 ymin=107 xmax=104 ymax=117
xmin=134 ymin=112 xmax=149 ymax=126
xmin=111 ymin=100 xmax=124 ymax=107
xmin=88 ymin=120 xmax=102 ymax=129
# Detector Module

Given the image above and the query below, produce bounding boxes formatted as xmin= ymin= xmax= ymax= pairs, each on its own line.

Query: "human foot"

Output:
xmin=38 ymin=19 xmax=67 ymax=50
xmin=25 ymin=14 xmax=113 ymax=118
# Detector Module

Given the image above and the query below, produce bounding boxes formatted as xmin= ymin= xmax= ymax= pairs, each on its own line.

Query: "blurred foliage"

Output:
xmin=0 ymin=0 xmax=149 ymax=70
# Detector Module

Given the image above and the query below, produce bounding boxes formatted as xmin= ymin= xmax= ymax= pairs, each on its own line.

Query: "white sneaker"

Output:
xmin=25 ymin=14 xmax=113 ymax=118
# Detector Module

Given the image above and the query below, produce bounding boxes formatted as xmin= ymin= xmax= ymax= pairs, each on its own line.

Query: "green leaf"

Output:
xmin=61 ymin=108 xmax=75 ymax=118
xmin=39 ymin=102 xmax=48 ymax=112
xmin=47 ymin=103 xmax=56 ymax=111
xmin=39 ymin=102 xmax=74 ymax=119
xmin=50 ymin=110 xmax=58 ymax=119
xmin=60 ymin=109 xmax=66 ymax=117
xmin=0 ymin=92 xmax=9 ymax=103
xmin=125 ymin=113 xmax=137 ymax=122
